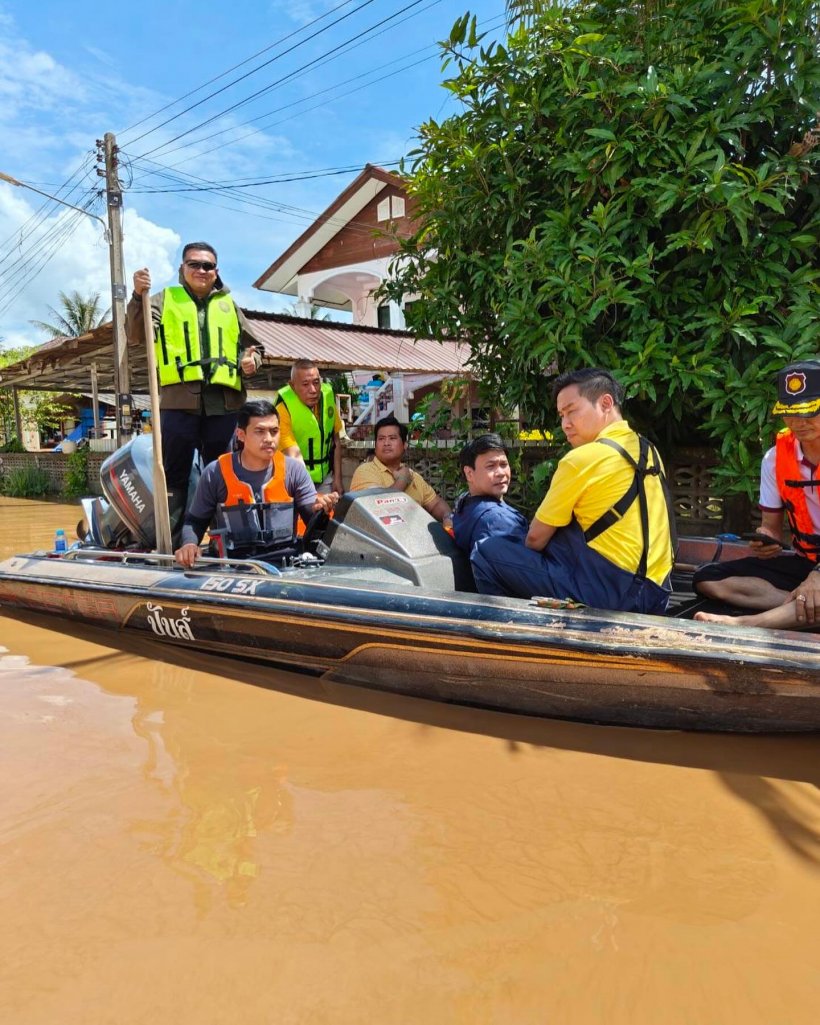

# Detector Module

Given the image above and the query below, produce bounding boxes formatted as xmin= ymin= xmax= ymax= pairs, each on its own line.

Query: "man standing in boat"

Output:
xmin=471 ymin=368 xmax=674 ymax=614
xmin=275 ymin=360 xmax=344 ymax=494
xmin=126 ymin=242 xmax=262 ymax=528
xmin=174 ymin=399 xmax=337 ymax=568
xmin=694 ymin=360 xmax=820 ymax=630
xmin=452 ymin=434 xmax=529 ymax=553
xmin=350 ymin=414 xmax=453 ymax=530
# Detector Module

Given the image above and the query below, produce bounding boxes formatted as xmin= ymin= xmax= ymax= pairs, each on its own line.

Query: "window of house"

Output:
xmin=377 ymin=304 xmax=392 ymax=329
xmin=376 ymin=195 xmax=406 ymax=222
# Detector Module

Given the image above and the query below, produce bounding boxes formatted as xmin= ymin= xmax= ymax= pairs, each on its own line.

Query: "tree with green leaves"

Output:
xmin=384 ymin=0 xmax=820 ymax=496
xmin=0 ymin=346 xmax=72 ymax=449
xmin=30 ymin=290 xmax=110 ymax=338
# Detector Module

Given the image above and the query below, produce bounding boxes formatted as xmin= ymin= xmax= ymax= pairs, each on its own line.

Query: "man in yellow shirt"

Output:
xmin=350 ymin=414 xmax=453 ymax=529
xmin=275 ymin=360 xmax=344 ymax=494
xmin=471 ymin=368 xmax=674 ymax=614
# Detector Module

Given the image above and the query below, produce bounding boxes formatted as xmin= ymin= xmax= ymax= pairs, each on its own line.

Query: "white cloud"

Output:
xmin=83 ymin=44 xmax=118 ymax=69
xmin=121 ymin=208 xmax=180 ymax=285
xmin=270 ymin=0 xmax=326 ymax=28
xmin=0 ymin=39 xmax=86 ymax=112
xmin=0 ymin=184 xmax=180 ymax=350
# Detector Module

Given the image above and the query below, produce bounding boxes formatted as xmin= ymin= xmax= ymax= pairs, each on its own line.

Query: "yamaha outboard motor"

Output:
xmin=82 ymin=435 xmax=198 ymax=550
xmin=80 ymin=436 xmax=160 ymax=548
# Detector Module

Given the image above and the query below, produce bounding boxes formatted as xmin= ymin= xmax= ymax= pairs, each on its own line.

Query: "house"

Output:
xmin=253 ymin=164 xmax=418 ymax=330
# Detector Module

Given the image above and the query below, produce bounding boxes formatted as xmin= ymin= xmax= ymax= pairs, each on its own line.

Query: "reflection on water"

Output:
xmin=126 ymin=663 xmax=294 ymax=912
xmin=0 ymin=496 xmax=818 ymax=1024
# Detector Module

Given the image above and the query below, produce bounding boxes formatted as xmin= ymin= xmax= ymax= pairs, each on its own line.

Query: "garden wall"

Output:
xmin=1 ymin=444 xmax=748 ymax=536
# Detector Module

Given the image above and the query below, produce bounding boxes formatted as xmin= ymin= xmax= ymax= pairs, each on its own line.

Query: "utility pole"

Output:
xmin=96 ymin=133 xmax=132 ymax=444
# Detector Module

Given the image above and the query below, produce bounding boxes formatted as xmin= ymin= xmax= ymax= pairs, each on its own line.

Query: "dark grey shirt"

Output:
xmin=181 ymin=451 xmax=317 ymax=547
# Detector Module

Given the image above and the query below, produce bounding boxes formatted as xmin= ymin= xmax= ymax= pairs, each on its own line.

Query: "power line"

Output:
xmin=122 ymin=159 xmax=381 ymax=237
xmin=0 ymin=197 xmax=101 ymax=320
xmin=138 ymin=4 xmax=506 ymax=173
xmin=0 ymin=155 xmax=95 ymax=267
xmin=0 ymin=191 xmax=101 ymax=295
xmin=123 ymin=0 xmax=379 ymax=151
xmin=150 ymin=1 xmax=443 ymax=165
xmin=166 ymin=53 xmax=435 ymax=169
xmin=123 ymin=155 xmax=398 ymax=236
xmin=134 ymin=0 xmax=430 ymax=161
xmin=126 ymin=163 xmax=401 ymax=192
xmin=117 ymin=0 xmax=363 ymax=140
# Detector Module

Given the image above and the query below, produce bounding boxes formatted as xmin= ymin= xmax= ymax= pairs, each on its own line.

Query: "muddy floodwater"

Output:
xmin=0 ymin=496 xmax=818 ymax=1024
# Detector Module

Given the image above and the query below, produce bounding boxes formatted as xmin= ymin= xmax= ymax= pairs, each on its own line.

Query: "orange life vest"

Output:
xmin=219 ymin=450 xmax=292 ymax=505
xmin=774 ymin=429 xmax=820 ymax=561
xmin=216 ymin=450 xmax=304 ymax=552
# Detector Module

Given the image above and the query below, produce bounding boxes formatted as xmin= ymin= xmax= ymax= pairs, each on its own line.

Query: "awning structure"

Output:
xmin=0 ymin=311 xmax=469 ymax=394
xmin=0 ymin=325 xmax=130 ymax=393
xmin=248 ymin=311 xmax=468 ymax=377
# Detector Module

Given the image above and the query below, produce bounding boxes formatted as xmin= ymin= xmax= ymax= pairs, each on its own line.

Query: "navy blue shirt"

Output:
xmin=451 ymin=493 xmax=529 ymax=553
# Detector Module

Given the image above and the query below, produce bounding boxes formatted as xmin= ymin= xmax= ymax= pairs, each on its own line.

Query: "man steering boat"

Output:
xmin=174 ymin=399 xmax=338 ymax=568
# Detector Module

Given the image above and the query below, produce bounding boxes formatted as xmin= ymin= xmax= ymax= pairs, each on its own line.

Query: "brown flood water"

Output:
xmin=0 ymin=496 xmax=818 ymax=1024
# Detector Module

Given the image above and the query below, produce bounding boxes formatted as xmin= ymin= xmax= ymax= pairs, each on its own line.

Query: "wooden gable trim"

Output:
xmin=253 ymin=164 xmax=409 ymax=292
xmin=300 ymin=184 xmax=417 ymax=275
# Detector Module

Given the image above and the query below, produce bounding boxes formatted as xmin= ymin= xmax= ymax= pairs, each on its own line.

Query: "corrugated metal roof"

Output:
xmin=248 ymin=313 xmax=468 ymax=374
xmin=0 ymin=311 xmax=470 ymax=393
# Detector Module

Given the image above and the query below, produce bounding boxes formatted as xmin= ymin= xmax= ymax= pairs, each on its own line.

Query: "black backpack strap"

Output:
xmin=583 ymin=437 xmax=675 ymax=577
xmin=582 ymin=438 xmax=651 ymax=544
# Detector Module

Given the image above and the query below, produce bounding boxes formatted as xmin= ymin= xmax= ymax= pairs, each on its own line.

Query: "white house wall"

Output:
xmin=295 ymin=256 xmax=406 ymax=328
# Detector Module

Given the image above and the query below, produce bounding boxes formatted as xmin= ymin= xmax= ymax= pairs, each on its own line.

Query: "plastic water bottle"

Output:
xmin=54 ymin=528 xmax=67 ymax=554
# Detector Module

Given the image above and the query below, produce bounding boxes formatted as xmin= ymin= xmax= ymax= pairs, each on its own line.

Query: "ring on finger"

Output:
xmin=797 ymin=593 xmax=808 ymax=602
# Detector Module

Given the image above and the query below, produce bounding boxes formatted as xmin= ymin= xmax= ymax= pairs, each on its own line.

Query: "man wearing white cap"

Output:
xmin=694 ymin=360 xmax=820 ymax=628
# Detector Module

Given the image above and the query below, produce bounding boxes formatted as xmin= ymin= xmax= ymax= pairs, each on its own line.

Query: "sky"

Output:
xmin=0 ymin=0 xmax=505 ymax=351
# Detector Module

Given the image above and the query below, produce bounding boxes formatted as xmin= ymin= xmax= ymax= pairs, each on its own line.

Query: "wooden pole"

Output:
xmin=90 ymin=363 xmax=100 ymax=435
xmin=11 ymin=387 xmax=22 ymax=443
xmin=102 ymin=133 xmax=131 ymax=445
xmin=142 ymin=291 xmax=173 ymax=554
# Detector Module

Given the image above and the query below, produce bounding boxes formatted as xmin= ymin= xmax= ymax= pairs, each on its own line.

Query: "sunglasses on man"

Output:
xmin=185 ymin=260 xmax=217 ymax=271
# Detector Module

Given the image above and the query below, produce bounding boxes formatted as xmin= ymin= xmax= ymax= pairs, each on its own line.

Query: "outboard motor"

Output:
xmin=323 ymin=489 xmax=475 ymax=591
xmin=82 ymin=436 xmax=197 ymax=550
xmin=79 ymin=436 xmax=158 ymax=548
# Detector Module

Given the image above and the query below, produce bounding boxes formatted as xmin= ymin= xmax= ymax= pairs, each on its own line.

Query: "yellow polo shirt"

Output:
xmin=278 ymin=402 xmax=343 ymax=452
xmin=535 ymin=420 xmax=672 ymax=584
xmin=350 ymin=456 xmax=439 ymax=510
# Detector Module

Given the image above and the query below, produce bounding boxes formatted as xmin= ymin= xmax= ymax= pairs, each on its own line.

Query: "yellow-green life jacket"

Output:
xmin=276 ymin=382 xmax=336 ymax=483
xmin=157 ymin=287 xmax=241 ymax=389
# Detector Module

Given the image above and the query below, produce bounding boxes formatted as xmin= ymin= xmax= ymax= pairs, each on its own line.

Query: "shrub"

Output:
xmin=63 ymin=446 xmax=89 ymax=499
xmin=0 ymin=465 xmax=51 ymax=497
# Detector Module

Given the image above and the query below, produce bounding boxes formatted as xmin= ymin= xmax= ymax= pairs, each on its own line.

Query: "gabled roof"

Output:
xmin=253 ymin=164 xmax=407 ymax=295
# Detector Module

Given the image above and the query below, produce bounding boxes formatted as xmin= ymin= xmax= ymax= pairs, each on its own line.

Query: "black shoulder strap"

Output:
xmin=583 ymin=437 xmax=677 ymax=576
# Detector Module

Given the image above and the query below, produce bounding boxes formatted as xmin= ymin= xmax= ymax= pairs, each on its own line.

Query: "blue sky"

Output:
xmin=0 ymin=0 xmax=505 ymax=350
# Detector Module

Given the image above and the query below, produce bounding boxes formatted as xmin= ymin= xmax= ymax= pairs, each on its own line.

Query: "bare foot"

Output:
xmin=694 ymin=611 xmax=745 ymax=625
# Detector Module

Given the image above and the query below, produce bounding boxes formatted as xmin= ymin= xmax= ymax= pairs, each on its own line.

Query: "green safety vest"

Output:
xmin=156 ymin=287 xmax=241 ymax=389
xmin=276 ymin=382 xmax=336 ymax=483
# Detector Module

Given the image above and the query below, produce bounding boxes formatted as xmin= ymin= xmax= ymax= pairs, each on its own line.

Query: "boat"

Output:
xmin=0 ymin=438 xmax=817 ymax=733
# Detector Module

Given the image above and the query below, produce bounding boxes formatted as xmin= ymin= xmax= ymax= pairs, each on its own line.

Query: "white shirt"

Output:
xmin=760 ymin=441 xmax=820 ymax=532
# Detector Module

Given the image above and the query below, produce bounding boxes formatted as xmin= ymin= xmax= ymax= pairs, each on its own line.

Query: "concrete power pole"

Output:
xmin=97 ymin=133 xmax=132 ymax=444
